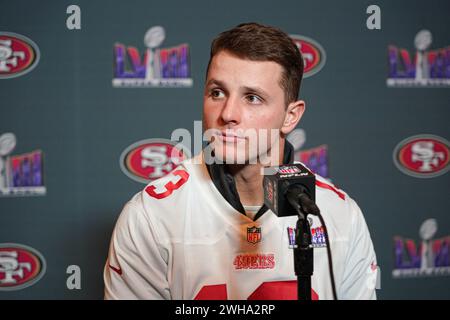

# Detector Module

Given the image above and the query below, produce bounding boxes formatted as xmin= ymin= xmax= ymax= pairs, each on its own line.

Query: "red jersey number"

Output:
xmin=145 ymin=170 xmax=189 ymax=199
xmin=194 ymin=281 xmax=319 ymax=300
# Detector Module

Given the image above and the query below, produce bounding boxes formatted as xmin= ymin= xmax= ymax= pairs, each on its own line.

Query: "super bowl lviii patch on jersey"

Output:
xmin=310 ymin=226 xmax=327 ymax=248
xmin=287 ymin=226 xmax=327 ymax=249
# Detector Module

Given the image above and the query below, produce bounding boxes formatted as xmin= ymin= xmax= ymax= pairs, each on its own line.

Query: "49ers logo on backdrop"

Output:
xmin=0 ymin=32 xmax=40 ymax=79
xmin=393 ymin=134 xmax=450 ymax=178
xmin=120 ymin=138 xmax=189 ymax=184
xmin=0 ymin=243 xmax=46 ymax=291
xmin=289 ymin=35 xmax=326 ymax=78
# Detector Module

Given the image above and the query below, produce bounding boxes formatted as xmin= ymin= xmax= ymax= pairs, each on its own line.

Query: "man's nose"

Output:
xmin=220 ymin=95 xmax=241 ymax=125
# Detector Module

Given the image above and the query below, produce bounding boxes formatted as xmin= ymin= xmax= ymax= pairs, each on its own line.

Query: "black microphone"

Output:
xmin=262 ymin=164 xmax=316 ymax=218
xmin=262 ymin=163 xmax=338 ymax=300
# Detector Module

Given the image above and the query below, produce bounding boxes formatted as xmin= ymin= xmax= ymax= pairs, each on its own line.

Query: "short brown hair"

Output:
xmin=206 ymin=22 xmax=304 ymax=105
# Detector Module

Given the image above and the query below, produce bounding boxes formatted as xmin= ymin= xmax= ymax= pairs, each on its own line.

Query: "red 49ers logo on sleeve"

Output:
xmin=145 ymin=169 xmax=189 ymax=199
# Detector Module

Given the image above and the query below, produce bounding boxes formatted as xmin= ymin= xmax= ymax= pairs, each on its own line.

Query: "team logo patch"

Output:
xmin=311 ymin=226 xmax=327 ymax=248
xmin=247 ymin=226 xmax=262 ymax=244
xmin=287 ymin=227 xmax=296 ymax=248
xmin=289 ymin=35 xmax=326 ymax=78
xmin=287 ymin=226 xmax=327 ymax=248
xmin=120 ymin=138 xmax=189 ymax=184
xmin=0 ymin=243 xmax=46 ymax=291
xmin=0 ymin=32 xmax=40 ymax=79
xmin=393 ymin=134 xmax=450 ymax=178
xmin=233 ymin=253 xmax=275 ymax=270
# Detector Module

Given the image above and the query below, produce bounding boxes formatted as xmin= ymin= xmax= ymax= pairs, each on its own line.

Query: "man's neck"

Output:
xmin=226 ymin=140 xmax=285 ymax=206
xmin=227 ymin=164 xmax=265 ymax=206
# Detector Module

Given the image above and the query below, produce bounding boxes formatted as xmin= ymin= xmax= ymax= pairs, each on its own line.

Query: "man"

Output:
xmin=104 ymin=23 xmax=378 ymax=300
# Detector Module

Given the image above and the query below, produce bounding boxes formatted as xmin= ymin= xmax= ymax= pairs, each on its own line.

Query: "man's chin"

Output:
xmin=206 ymin=143 xmax=244 ymax=164
xmin=204 ymin=141 xmax=276 ymax=166
xmin=212 ymin=149 xmax=248 ymax=165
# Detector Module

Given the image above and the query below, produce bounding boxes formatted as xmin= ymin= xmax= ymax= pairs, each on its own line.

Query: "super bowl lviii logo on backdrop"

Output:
xmin=0 ymin=243 xmax=46 ymax=291
xmin=287 ymin=128 xmax=330 ymax=179
xmin=387 ymin=30 xmax=450 ymax=87
xmin=289 ymin=35 xmax=326 ymax=78
xmin=393 ymin=134 xmax=450 ymax=178
xmin=0 ymin=32 xmax=40 ymax=79
xmin=0 ymin=133 xmax=46 ymax=197
xmin=113 ymin=26 xmax=192 ymax=88
xmin=120 ymin=138 xmax=189 ymax=184
xmin=393 ymin=219 xmax=449 ymax=278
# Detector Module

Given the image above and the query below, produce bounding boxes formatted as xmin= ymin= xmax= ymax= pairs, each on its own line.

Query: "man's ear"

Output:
xmin=281 ymin=100 xmax=305 ymax=135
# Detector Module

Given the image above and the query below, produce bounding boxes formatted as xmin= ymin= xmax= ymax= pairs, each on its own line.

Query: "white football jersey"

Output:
xmin=104 ymin=152 xmax=378 ymax=300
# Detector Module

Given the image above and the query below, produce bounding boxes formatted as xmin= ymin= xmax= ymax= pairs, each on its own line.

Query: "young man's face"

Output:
xmin=203 ymin=50 xmax=304 ymax=165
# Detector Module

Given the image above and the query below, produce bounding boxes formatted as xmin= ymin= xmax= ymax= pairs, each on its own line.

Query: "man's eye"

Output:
xmin=246 ymin=94 xmax=262 ymax=104
xmin=211 ymin=89 xmax=225 ymax=99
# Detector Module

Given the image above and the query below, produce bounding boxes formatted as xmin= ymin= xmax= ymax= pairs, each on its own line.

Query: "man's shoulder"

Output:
xmin=309 ymin=173 xmax=371 ymax=253
xmin=312 ymin=172 xmax=362 ymax=224
xmin=141 ymin=153 xmax=208 ymax=203
xmin=314 ymin=174 xmax=348 ymax=203
xmin=122 ymin=153 xmax=211 ymax=226
xmin=116 ymin=153 xmax=223 ymax=244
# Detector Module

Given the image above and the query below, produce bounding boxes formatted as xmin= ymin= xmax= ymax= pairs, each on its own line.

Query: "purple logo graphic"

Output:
xmin=113 ymin=26 xmax=192 ymax=87
xmin=0 ymin=133 xmax=46 ymax=197
xmin=287 ymin=129 xmax=330 ymax=180
xmin=387 ymin=30 xmax=450 ymax=87
xmin=393 ymin=219 xmax=450 ymax=278
xmin=295 ymin=145 xmax=329 ymax=179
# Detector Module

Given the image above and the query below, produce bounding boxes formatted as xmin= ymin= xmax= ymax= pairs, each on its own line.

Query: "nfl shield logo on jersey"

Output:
xmin=247 ymin=226 xmax=261 ymax=244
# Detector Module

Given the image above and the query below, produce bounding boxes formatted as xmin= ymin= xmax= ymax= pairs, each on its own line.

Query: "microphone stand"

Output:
xmin=287 ymin=186 xmax=338 ymax=300
xmin=294 ymin=209 xmax=313 ymax=300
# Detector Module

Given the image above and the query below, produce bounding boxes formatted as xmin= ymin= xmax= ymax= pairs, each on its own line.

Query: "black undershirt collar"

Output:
xmin=205 ymin=141 xmax=295 ymax=221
